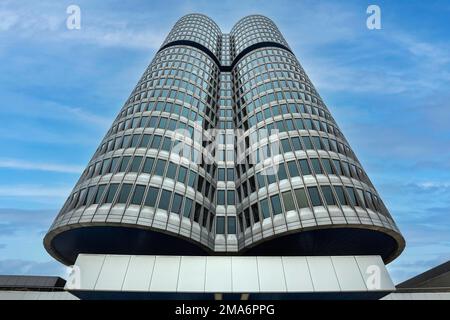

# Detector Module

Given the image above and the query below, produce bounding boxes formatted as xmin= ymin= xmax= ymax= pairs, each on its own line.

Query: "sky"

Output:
xmin=0 ymin=0 xmax=449 ymax=283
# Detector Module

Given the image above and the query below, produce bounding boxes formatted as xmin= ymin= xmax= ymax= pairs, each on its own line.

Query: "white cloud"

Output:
xmin=415 ymin=181 xmax=450 ymax=190
xmin=0 ymin=158 xmax=83 ymax=174
xmin=0 ymin=259 xmax=66 ymax=277
xmin=393 ymin=32 xmax=450 ymax=66
xmin=0 ymin=2 xmax=165 ymax=50
xmin=27 ymin=101 xmax=112 ymax=128
xmin=60 ymin=26 xmax=165 ymax=50
xmin=0 ymin=9 xmax=18 ymax=31
xmin=0 ymin=185 xmax=72 ymax=198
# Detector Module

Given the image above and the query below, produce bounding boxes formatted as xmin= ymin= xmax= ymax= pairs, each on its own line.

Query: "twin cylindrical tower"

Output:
xmin=44 ymin=14 xmax=405 ymax=265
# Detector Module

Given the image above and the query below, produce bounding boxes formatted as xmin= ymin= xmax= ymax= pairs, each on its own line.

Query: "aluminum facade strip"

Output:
xmin=67 ymin=254 xmax=395 ymax=294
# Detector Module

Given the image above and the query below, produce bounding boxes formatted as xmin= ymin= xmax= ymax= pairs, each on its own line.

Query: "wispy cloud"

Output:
xmin=31 ymin=102 xmax=113 ymax=128
xmin=60 ymin=26 xmax=165 ymax=50
xmin=0 ymin=208 xmax=57 ymax=236
xmin=0 ymin=259 xmax=66 ymax=277
xmin=414 ymin=181 xmax=450 ymax=190
xmin=0 ymin=158 xmax=83 ymax=174
xmin=0 ymin=1 xmax=166 ymax=50
xmin=0 ymin=185 xmax=71 ymax=198
xmin=388 ymin=254 xmax=450 ymax=284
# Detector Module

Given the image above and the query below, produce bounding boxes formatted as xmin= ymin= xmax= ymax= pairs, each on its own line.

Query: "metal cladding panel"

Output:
xmin=95 ymin=255 xmax=130 ymax=291
xmin=177 ymin=256 xmax=206 ymax=292
xmin=205 ymin=256 xmax=232 ymax=292
xmin=307 ymin=256 xmax=341 ymax=292
xmin=149 ymin=256 xmax=181 ymax=292
xmin=231 ymin=257 xmax=260 ymax=292
xmin=331 ymin=256 xmax=367 ymax=291
xmin=122 ymin=255 xmax=156 ymax=291
xmin=70 ymin=254 xmax=105 ymax=290
xmin=355 ymin=256 xmax=395 ymax=291
xmin=67 ymin=254 xmax=394 ymax=297
xmin=257 ymin=257 xmax=287 ymax=292
xmin=281 ymin=256 xmax=314 ymax=292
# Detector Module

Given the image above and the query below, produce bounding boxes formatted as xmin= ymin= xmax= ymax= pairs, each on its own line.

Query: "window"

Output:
xmin=364 ymin=191 xmax=374 ymax=210
xmin=299 ymin=159 xmax=311 ymax=175
xmin=304 ymin=119 xmax=313 ymax=130
xmin=144 ymin=187 xmax=159 ymax=207
xmin=312 ymin=136 xmax=323 ymax=150
xmin=346 ymin=187 xmax=359 ymax=207
xmin=93 ymin=162 xmax=102 ymax=176
xmin=333 ymin=160 xmax=343 ymax=175
xmin=100 ymin=159 xmax=111 ymax=175
xmin=121 ymin=135 xmax=131 ymax=148
xmin=342 ymin=162 xmax=351 ymax=177
xmin=270 ymin=194 xmax=282 ymax=215
xmin=131 ymin=185 xmax=146 ymax=205
xmin=227 ymin=216 xmax=236 ymax=234
xmin=177 ymin=166 xmax=187 ymax=183
xmin=244 ymin=208 xmax=251 ymax=228
xmin=104 ymin=184 xmax=119 ymax=203
xmin=108 ymin=157 xmax=120 ymax=174
xmin=216 ymin=216 xmax=225 ymax=234
xmin=227 ymin=190 xmax=235 ymax=205
xmin=150 ymin=135 xmax=161 ymax=149
xmin=119 ymin=156 xmax=131 ymax=172
xmin=188 ymin=170 xmax=196 ymax=187
xmin=311 ymin=158 xmax=323 ymax=174
xmin=154 ymin=159 xmax=166 ymax=176
xmin=302 ymin=136 xmax=313 ymax=149
xmin=217 ymin=190 xmax=225 ymax=205
xmin=322 ymin=159 xmax=334 ymax=175
xmin=130 ymin=135 xmax=140 ymax=148
xmin=218 ymin=168 xmax=225 ymax=181
xmin=334 ymin=186 xmax=348 ymax=206
xmin=251 ymin=203 xmax=260 ymax=223
xmin=356 ymin=189 xmax=367 ymax=208
xmin=183 ymin=198 xmax=193 ymax=218
xmin=227 ymin=168 xmax=234 ymax=181
xmin=84 ymin=186 xmax=96 ymax=206
xmin=282 ymin=191 xmax=296 ymax=211
xmin=291 ymin=137 xmax=302 ymax=150
xmin=260 ymin=198 xmax=270 ymax=218
xmin=139 ymin=134 xmax=150 ymax=148
xmin=171 ymin=193 xmax=183 ymax=214
xmin=287 ymin=161 xmax=299 ymax=177
xmin=202 ymin=208 xmax=209 ymax=227
xmin=117 ymin=184 xmax=132 ymax=204
xmin=167 ymin=162 xmax=177 ymax=179
xmin=277 ymin=163 xmax=288 ymax=181
xmin=281 ymin=139 xmax=291 ymax=153
xmin=142 ymin=157 xmax=154 ymax=174
xmin=129 ymin=156 xmax=143 ymax=172
xmin=93 ymin=185 xmax=106 ymax=204
xmin=161 ymin=137 xmax=172 ymax=151
xmin=158 ymin=190 xmax=171 ymax=210
xmin=321 ymin=186 xmax=336 ymax=205
xmin=294 ymin=188 xmax=309 ymax=208
xmin=308 ymin=187 xmax=323 ymax=206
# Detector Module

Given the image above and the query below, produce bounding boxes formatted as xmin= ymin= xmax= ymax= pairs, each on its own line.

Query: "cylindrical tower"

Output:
xmin=44 ymin=14 xmax=405 ymax=265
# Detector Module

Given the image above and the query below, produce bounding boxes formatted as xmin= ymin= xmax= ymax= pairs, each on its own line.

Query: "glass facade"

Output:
xmin=44 ymin=14 xmax=405 ymax=265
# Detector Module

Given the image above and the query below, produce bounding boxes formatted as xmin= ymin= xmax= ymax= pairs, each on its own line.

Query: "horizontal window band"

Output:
xmin=158 ymin=40 xmax=293 ymax=72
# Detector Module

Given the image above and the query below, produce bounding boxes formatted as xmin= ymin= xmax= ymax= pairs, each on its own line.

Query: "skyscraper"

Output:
xmin=44 ymin=14 xmax=405 ymax=267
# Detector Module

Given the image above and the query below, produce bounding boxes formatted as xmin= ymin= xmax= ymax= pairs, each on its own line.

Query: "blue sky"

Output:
xmin=0 ymin=0 xmax=449 ymax=283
